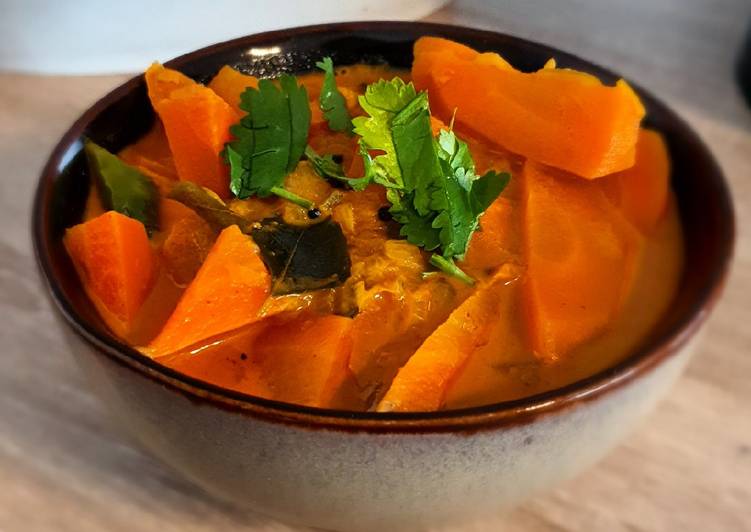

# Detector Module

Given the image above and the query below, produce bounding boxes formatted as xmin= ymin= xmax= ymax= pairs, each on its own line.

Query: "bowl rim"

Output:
xmin=32 ymin=20 xmax=735 ymax=433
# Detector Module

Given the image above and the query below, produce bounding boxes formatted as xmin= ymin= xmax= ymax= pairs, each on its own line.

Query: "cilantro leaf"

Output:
xmin=391 ymin=91 xmax=440 ymax=215
xmin=304 ymin=145 xmax=370 ymax=191
xmin=390 ymin=192 xmax=441 ymax=251
xmin=316 ymin=57 xmax=353 ymax=134
xmin=352 ymin=78 xmax=420 ymax=190
xmin=431 ymin=129 xmax=511 ymax=260
xmin=226 ymin=75 xmax=313 ymax=208
xmin=84 ymin=141 xmax=158 ymax=234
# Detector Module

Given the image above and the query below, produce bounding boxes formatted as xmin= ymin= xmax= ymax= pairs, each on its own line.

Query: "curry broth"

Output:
xmin=68 ymin=59 xmax=684 ymax=412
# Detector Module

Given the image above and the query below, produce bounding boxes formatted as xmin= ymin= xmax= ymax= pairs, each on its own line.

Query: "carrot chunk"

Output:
xmin=599 ymin=129 xmax=671 ymax=233
xmin=207 ymin=65 xmax=259 ymax=115
xmin=159 ymin=313 xmax=354 ymax=408
xmin=522 ymin=161 xmax=644 ymax=359
xmin=145 ymin=63 xmax=239 ymax=198
xmin=412 ymin=36 xmax=645 ymax=179
xmin=242 ymin=315 xmax=354 ymax=408
xmin=64 ymin=211 xmax=155 ymax=338
xmin=147 ymin=225 xmax=270 ymax=357
xmin=461 ymin=196 xmax=517 ymax=276
xmin=377 ymin=274 xmax=510 ymax=412
xmin=118 ymin=120 xmax=178 ymax=192
xmin=157 ymin=317 xmax=274 ymax=392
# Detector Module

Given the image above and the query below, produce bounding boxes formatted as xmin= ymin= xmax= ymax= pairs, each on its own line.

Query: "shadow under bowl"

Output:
xmin=32 ymin=21 xmax=734 ymax=531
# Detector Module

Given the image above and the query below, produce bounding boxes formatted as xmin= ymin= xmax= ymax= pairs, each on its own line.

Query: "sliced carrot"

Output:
xmin=64 ymin=211 xmax=155 ymax=338
xmin=158 ymin=199 xmax=216 ymax=286
xmin=412 ymin=36 xmax=645 ymax=179
xmin=207 ymin=65 xmax=259 ymax=115
xmin=240 ymin=314 xmax=355 ymax=408
xmin=376 ymin=274 xmax=509 ymax=412
xmin=461 ymin=196 xmax=517 ymax=276
xmin=161 ymin=313 xmax=354 ymax=408
xmin=118 ymin=120 xmax=178 ymax=187
xmin=349 ymin=277 xmax=460 ymax=406
xmin=145 ymin=63 xmax=239 ymax=198
xmin=599 ymin=128 xmax=671 ymax=234
xmin=157 ymin=316 xmax=276 ymax=392
xmin=147 ymin=225 xmax=270 ymax=357
xmin=522 ymin=161 xmax=644 ymax=360
xmin=414 ymin=36 xmax=478 ymax=63
xmin=348 ymin=291 xmax=407 ymax=389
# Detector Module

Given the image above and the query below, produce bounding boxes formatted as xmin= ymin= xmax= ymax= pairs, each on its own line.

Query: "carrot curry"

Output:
xmin=63 ymin=37 xmax=683 ymax=412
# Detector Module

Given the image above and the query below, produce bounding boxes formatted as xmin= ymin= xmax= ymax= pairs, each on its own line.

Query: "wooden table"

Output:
xmin=1 ymin=1 xmax=749 ymax=530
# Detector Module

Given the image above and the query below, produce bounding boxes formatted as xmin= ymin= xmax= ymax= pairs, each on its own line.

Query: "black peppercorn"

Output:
xmin=377 ymin=206 xmax=392 ymax=221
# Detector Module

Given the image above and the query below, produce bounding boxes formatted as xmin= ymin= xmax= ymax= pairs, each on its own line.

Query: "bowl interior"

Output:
xmin=34 ymin=22 xmax=734 ymax=421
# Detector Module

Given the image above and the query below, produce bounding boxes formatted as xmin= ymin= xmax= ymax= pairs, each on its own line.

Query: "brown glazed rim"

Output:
xmin=33 ymin=21 xmax=734 ymax=433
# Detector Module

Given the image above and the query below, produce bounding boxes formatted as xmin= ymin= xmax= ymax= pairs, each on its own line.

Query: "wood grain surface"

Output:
xmin=1 ymin=1 xmax=750 ymax=530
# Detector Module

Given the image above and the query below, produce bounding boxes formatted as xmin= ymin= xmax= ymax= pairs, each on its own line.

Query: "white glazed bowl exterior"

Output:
xmin=62 ymin=322 xmax=700 ymax=531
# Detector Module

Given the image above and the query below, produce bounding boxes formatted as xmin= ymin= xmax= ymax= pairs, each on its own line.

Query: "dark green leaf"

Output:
xmin=226 ymin=75 xmax=311 ymax=205
xmin=251 ymin=217 xmax=351 ymax=295
xmin=316 ymin=57 xmax=353 ymax=134
xmin=352 ymin=77 xmax=419 ymax=190
xmin=305 ymin=145 xmax=370 ymax=191
xmin=389 ymin=192 xmax=441 ymax=251
xmin=391 ymin=91 xmax=440 ymax=215
xmin=84 ymin=141 xmax=158 ymax=234
xmin=431 ymin=130 xmax=510 ymax=260
xmin=471 ymin=170 xmax=511 ymax=213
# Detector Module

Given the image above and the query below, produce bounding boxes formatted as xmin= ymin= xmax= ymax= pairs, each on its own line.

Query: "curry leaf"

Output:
xmin=168 ymin=181 xmax=253 ymax=234
xmin=251 ymin=217 xmax=351 ymax=295
xmin=84 ymin=141 xmax=158 ymax=234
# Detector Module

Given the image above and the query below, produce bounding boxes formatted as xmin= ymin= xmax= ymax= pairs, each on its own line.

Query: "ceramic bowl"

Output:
xmin=33 ymin=22 xmax=734 ymax=531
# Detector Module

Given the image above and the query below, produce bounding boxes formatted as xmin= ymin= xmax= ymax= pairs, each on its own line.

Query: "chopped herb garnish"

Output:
xmin=84 ymin=141 xmax=158 ymax=234
xmin=221 ymin=66 xmax=509 ymax=283
xmin=305 ymin=145 xmax=369 ymax=191
xmin=353 ymin=78 xmax=511 ymax=283
xmin=316 ymin=57 xmax=353 ymax=134
xmin=352 ymin=77 xmax=419 ymax=194
xmin=225 ymin=75 xmax=313 ymax=208
xmin=431 ymin=129 xmax=511 ymax=261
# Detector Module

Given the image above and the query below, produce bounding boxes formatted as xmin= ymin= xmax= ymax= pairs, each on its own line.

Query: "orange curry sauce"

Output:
xmin=67 ymin=51 xmax=683 ymax=412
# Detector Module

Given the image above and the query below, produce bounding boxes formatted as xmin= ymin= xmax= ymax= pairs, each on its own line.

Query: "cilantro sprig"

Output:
xmin=354 ymin=78 xmax=510 ymax=283
xmin=225 ymin=75 xmax=313 ymax=208
xmin=316 ymin=57 xmax=353 ymax=134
